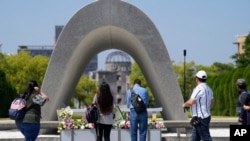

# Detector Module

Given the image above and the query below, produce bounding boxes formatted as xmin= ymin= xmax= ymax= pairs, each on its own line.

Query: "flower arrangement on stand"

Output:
xmin=57 ymin=107 xmax=94 ymax=133
xmin=57 ymin=107 xmax=73 ymax=120
xmin=147 ymin=120 xmax=165 ymax=141
xmin=147 ymin=120 xmax=166 ymax=129
xmin=118 ymin=120 xmax=130 ymax=129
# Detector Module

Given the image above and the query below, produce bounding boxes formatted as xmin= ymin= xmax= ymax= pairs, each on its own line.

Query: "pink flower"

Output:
xmin=65 ymin=119 xmax=74 ymax=129
xmin=88 ymin=123 xmax=95 ymax=129
xmin=118 ymin=120 xmax=130 ymax=129
xmin=125 ymin=121 xmax=130 ymax=129
xmin=155 ymin=123 xmax=161 ymax=129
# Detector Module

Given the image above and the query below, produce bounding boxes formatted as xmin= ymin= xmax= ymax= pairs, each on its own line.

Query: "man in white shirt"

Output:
xmin=182 ymin=70 xmax=214 ymax=141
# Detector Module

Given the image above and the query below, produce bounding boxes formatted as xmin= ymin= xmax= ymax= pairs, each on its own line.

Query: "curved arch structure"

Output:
xmin=41 ymin=0 xmax=188 ymax=122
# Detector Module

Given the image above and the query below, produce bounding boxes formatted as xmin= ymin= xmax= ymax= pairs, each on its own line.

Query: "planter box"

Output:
xmin=110 ymin=129 xmax=119 ymax=141
xmin=119 ymin=129 xmax=131 ymax=141
xmin=119 ymin=129 xmax=150 ymax=141
xmin=119 ymin=129 xmax=161 ymax=141
xmin=60 ymin=129 xmax=119 ymax=141
xmin=60 ymin=129 xmax=160 ymax=141
xmin=60 ymin=130 xmax=72 ymax=141
xmin=60 ymin=129 xmax=96 ymax=141
xmin=148 ymin=129 xmax=161 ymax=141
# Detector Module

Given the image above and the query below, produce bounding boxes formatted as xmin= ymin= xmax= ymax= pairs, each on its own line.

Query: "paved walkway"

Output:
xmin=0 ymin=130 xmax=59 ymax=139
xmin=0 ymin=128 xmax=229 ymax=139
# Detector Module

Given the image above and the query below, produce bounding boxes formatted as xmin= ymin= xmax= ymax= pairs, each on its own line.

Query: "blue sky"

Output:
xmin=1 ymin=0 xmax=250 ymax=69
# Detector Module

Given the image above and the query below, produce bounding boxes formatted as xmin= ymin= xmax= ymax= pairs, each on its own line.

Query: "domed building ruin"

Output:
xmin=90 ymin=50 xmax=132 ymax=105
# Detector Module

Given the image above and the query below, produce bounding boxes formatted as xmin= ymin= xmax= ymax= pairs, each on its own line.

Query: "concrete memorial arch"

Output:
xmin=41 ymin=0 xmax=188 ymax=122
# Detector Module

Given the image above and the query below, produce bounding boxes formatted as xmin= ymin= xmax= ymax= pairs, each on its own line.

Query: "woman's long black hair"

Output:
xmin=23 ymin=80 xmax=38 ymax=99
xmin=96 ymin=82 xmax=113 ymax=115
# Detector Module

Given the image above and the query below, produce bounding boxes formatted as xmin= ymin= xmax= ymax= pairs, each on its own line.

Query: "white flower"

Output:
xmin=58 ymin=107 xmax=73 ymax=120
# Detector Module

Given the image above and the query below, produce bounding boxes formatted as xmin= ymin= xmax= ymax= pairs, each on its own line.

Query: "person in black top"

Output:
xmin=15 ymin=80 xmax=49 ymax=141
xmin=236 ymin=78 xmax=250 ymax=125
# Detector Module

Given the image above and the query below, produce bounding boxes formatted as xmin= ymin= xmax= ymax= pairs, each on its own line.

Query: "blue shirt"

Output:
xmin=126 ymin=84 xmax=149 ymax=108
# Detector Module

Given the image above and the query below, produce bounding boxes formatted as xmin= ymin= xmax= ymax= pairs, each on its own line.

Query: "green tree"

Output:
xmin=207 ymin=66 xmax=250 ymax=116
xmin=74 ymin=76 xmax=97 ymax=108
xmin=4 ymin=51 xmax=49 ymax=94
xmin=210 ymin=62 xmax=234 ymax=73
xmin=231 ymin=33 xmax=250 ymax=68
xmin=0 ymin=53 xmax=8 ymax=71
xmin=0 ymin=70 xmax=16 ymax=117
xmin=173 ymin=61 xmax=197 ymax=100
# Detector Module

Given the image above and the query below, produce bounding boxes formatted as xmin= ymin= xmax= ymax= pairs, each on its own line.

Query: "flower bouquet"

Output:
xmin=148 ymin=120 xmax=166 ymax=129
xmin=118 ymin=120 xmax=130 ymax=129
xmin=57 ymin=118 xmax=94 ymax=133
xmin=57 ymin=106 xmax=94 ymax=133
xmin=57 ymin=106 xmax=73 ymax=121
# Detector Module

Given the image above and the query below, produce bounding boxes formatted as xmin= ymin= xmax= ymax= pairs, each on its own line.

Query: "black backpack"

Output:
xmin=130 ymin=88 xmax=146 ymax=113
xmin=8 ymin=94 xmax=30 ymax=120
xmin=85 ymin=104 xmax=99 ymax=123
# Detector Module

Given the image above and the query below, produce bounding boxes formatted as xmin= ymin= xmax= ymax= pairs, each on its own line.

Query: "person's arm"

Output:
xmin=126 ymin=90 xmax=130 ymax=108
xmin=40 ymin=91 xmax=49 ymax=101
xmin=182 ymin=98 xmax=196 ymax=108
xmin=243 ymin=105 xmax=250 ymax=110
xmin=92 ymin=94 xmax=97 ymax=104
xmin=145 ymin=90 xmax=149 ymax=107
xmin=238 ymin=94 xmax=248 ymax=122
xmin=182 ymin=86 xmax=199 ymax=109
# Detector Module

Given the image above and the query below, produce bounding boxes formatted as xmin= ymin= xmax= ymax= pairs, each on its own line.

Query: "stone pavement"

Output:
xmin=0 ymin=130 xmax=59 ymax=139
xmin=0 ymin=128 xmax=229 ymax=139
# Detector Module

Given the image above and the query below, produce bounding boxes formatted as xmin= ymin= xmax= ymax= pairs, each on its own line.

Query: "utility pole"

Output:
xmin=183 ymin=49 xmax=186 ymax=101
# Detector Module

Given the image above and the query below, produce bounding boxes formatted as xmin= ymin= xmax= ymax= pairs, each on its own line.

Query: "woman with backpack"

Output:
xmin=93 ymin=81 xmax=114 ymax=141
xmin=15 ymin=80 xmax=49 ymax=141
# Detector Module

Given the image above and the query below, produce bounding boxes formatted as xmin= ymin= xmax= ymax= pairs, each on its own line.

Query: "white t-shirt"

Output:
xmin=190 ymin=83 xmax=214 ymax=119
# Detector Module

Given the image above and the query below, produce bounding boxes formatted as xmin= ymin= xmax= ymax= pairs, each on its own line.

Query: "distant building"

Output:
xmin=18 ymin=45 xmax=53 ymax=57
xmin=89 ymin=50 xmax=132 ymax=105
xmin=18 ymin=25 xmax=98 ymax=75
xmin=55 ymin=25 xmax=64 ymax=44
xmin=233 ymin=35 xmax=247 ymax=55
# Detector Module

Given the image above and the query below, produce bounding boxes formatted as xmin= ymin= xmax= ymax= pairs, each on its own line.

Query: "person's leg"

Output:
xmin=138 ymin=110 xmax=148 ymax=141
xmin=197 ymin=116 xmax=212 ymax=141
xmin=96 ymin=123 xmax=104 ymax=141
xmin=103 ymin=124 xmax=112 ymax=141
xmin=130 ymin=108 xmax=138 ymax=141
xmin=16 ymin=123 xmax=25 ymax=136
xmin=16 ymin=123 xmax=40 ymax=141
xmin=95 ymin=123 xmax=99 ymax=141
xmin=191 ymin=126 xmax=201 ymax=141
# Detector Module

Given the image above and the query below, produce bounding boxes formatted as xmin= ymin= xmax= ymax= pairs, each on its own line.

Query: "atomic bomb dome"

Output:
xmin=106 ymin=51 xmax=131 ymax=63
xmin=105 ymin=51 xmax=131 ymax=72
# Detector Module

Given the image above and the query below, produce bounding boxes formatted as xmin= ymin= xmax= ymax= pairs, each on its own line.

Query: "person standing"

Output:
xmin=182 ymin=70 xmax=214 ymax=141
xmin=126 ymin=79 xmax=149 ymax=141
xmin=236 ymin=78 xmax=250 ymax=125
xmin=15 ymin=80 xmax=49 ymax=141
xmin=93 ymin=82 xmax=114 ymax=141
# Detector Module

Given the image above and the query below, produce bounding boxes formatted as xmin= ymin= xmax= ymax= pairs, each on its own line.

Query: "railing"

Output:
xmin=0 ymin=120 xmax=59 ymax=130
xmin=162 ymin=118 xmax=237 ymax=137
